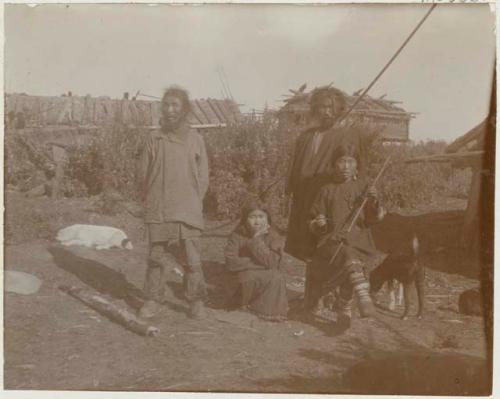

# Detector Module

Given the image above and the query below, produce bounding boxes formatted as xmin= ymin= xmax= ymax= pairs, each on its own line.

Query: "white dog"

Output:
xmin=56 ymin=224 xmax=133 ymax=250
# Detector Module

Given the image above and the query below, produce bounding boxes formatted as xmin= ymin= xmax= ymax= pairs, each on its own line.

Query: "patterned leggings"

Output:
xmin=335 ymin=269 xmax=372 ymax=314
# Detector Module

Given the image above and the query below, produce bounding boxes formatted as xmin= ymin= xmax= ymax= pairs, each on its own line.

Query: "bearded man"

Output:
xmin=137 ymin=86 xmax=209 ymax=319
xmin=284 ymin=86 xmax=365 ymax=311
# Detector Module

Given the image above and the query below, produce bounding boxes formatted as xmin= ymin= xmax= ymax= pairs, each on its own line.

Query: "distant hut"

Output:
xmin=278 ymin=84 xmax=416 ymax=142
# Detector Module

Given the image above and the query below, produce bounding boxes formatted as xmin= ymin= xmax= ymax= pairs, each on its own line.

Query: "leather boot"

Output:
xmin=189 ymin=300 xmax=207 ymax=319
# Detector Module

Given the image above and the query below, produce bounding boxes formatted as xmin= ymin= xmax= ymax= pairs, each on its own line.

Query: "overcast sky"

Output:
xmin=5 ymin=3 xmax=495 ymax=142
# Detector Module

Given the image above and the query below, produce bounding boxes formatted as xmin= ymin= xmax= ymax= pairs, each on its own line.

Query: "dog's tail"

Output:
xmin=407 ymin=234 xmax=420 ymax=276
xmin=412 ymin=234 xmax=425 ymax=317
xmin=411 ymin=234 xmax=419 ymax=257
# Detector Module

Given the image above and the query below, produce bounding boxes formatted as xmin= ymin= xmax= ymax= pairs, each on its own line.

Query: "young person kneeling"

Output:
xmin=308 ymin=143 xmax=385 ymax=328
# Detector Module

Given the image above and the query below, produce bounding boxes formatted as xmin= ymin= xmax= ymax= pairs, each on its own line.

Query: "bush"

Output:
xmin=204 ymin=118 xmax=293 ymax=223
xmin=205 ymin=123 xmax=471 ymax=217
xmin=66 ymin=138 xmax=104 ymax=196
xmin=5 ymin=134 xmax=47 ymax=191
xmin=368 ymin=140 xmax=471 ymax=210
xmin=5 ymin=119 xmax=472 ymax=221
xmin=65 ymin=125 xmax=147 ymax=201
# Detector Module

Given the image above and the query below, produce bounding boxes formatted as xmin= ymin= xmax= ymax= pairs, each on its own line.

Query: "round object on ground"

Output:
xmin=5 ymin=271 xmax=42 ymax=295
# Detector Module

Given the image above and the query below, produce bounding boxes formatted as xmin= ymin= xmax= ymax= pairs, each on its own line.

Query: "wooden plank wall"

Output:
xmin=6 ymin=95 xmax=241 ymax=127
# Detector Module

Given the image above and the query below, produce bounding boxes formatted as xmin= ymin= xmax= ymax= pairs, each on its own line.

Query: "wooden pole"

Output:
xmin=340 ymin=4 xmax=437 ymax=125
xmin=405 ymin=150 xmax=485 ymax=164
xmin=59 ymin=285 xmax=160 ymax=337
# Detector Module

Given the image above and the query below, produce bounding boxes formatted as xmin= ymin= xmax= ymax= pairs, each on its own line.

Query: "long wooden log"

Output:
xmin=405 ymin=150 xmax=484 ymax=164
xmin=59 ymin=285 xmax=159 ymax=337
xmin=446 ymin=119 xmax=486 ymax=154
xmin=145 ymin=123 xmax=227 ymax=130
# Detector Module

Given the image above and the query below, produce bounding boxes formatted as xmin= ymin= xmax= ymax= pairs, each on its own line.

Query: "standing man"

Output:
xmin=137 ymin=86 xmax=209 ymax=319
xmin=285 ymin=86 xmax=364 ymax=312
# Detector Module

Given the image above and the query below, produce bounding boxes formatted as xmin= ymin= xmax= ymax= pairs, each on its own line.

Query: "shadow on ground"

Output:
xmin=254 ymin=348 xmax=490 ymax=395
xmin=49 ymin=245 xmax=232 ymax=314
xmin=254 ymin=308 xmax=491 ymax=395
xmin=48 ymin=245 xmax=145 ymax=310
xmin=342 ymin=352 xmax=490 ymax=395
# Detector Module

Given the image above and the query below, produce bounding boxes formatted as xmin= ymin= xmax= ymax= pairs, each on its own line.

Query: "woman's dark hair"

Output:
xmin=236 ymin=197 xmax=273 ymax=236
xmin=309 ymin=86 xmax=347 ymax=118
xmin=161 ymin=86 xmax=192 ymax=115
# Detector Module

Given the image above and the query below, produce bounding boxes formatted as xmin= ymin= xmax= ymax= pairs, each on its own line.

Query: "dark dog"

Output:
xmin=370 ymin=235 xmax=424 ymax=320
xmin=458 ymin=288 xmax=483 ymax=316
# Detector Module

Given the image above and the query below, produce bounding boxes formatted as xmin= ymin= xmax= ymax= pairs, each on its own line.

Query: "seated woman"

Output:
xmin=224 ymin=199 xmax=289 ymax=321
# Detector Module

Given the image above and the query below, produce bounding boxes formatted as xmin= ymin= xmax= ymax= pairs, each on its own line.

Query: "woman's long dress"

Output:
xmin=224 ymin=227 xmax=289 ymax=321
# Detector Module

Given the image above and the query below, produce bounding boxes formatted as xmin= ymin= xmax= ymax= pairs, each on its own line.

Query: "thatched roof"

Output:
xmin=279 ymin=84 xmax=415 ymax=142
xmin=280 ymin=86 xmax=414 ymax=119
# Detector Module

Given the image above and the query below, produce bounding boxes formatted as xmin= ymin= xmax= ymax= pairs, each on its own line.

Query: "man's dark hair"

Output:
xmin=332 ymin=141 xmax=361 ymax=164
xmin=162 ymin=86 xmax=192 ymax=115
xmin=309 ymin=86 xmax=347 ymax=117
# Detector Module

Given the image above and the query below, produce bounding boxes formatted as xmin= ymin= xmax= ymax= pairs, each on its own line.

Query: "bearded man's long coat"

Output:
xmin=284 ymin=124 xmax=365 ymax=261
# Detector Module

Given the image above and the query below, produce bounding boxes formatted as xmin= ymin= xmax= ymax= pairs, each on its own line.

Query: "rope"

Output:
xmin=340 ymin=4 xmax=437 ymax=124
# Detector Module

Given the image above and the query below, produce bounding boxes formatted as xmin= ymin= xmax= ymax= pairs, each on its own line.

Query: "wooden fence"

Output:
xmin=5 ymin=94 xmax=241 ymax=128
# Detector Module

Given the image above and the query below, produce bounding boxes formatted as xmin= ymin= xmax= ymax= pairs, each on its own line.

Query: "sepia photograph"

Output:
xmin=3 ymin=2 xmax=496 ymax=396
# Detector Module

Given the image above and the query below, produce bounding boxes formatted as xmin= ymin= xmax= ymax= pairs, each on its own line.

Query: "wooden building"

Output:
xmin=445 ymin=118 xmax=492 ymax=253
xmin=5 ymin=93 xmax=242 ymax=130
xmin=278 ymin=85 xmax=416 ymax=142
xmin=406 ymin=110 xmax=495 ymax=254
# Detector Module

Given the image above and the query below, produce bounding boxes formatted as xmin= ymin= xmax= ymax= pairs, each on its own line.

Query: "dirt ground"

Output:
xmin=4 ymin=193 xmax=491 ymax=394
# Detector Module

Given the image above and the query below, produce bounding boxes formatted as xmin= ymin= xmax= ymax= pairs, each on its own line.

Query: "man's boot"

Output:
xmin=334 ymin=295 xmax=352 ymax=328
xmin=138 ymin=300 xmax=160 ymax=319
xmin=190 ymin=300 xmax=207 ymax=319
